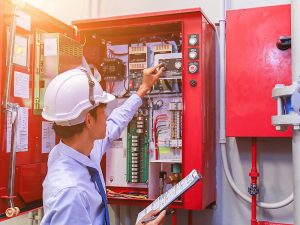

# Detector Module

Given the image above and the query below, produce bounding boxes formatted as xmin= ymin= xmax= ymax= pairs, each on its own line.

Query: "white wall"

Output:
xmin=27 ymin=0 xmax=291 ymax=24
xmin=24 ymin=0 xmax=90 ymax=24
xmin=16 ymin=1 xmax=294 ymax=225
xmin=99 ymin=0 xmax=219 ymax=23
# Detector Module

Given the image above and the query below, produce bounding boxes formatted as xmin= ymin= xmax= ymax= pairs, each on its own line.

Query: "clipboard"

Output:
xmin=136 ymin=169 xmax=202 ymax=224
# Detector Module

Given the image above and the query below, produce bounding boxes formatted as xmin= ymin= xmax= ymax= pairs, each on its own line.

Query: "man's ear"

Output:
xmin=85 ymin=113 xmax=92 ymax=128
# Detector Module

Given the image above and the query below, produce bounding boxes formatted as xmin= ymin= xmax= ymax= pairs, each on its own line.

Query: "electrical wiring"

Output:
xmin=153 ymin=114 xmax=168 ymax=159
xmin=155 ymin=100 xmax=163 ymax=107
xmin=106 ymin=81 xmax=115 ymax=94
xmin=164 ymin=80 xmax=173 ymax=91
xmin=106 ymin=189 xmax=147 ymax=200
xmin=108 ymin=49 xmax=128 ymax=56
xmin=177 ymin=79 xmax=182 ymax=93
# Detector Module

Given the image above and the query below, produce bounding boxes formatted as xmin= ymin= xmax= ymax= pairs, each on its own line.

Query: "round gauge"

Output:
xmin=175 ymin=61 xmax=182 ymax=70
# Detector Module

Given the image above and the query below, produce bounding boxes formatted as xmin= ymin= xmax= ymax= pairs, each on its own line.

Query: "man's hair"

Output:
xmin=53 ymin=103 xmax=106 ymax=138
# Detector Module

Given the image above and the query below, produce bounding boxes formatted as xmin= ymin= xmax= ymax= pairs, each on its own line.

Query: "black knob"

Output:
xmin=190 ymin=80 xmax=197 ymax=87
xmin=276 ymin=36 xmax=291 ymax=51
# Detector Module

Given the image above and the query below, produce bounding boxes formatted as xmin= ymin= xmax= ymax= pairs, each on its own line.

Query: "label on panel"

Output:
xmin=7 ymin=107 xmax=29 ymax=152
xmin=14 ymin=71 xmax=30 ymax=99
xmin=42 ymin=121 xmax=55 ymax=153
xmin=13 ymin=35 xmax=29 ymax=67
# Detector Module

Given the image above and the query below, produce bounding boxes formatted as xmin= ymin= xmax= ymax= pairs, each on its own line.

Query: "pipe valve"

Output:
xmin=248 ymin=184 xmax=259 ymax=196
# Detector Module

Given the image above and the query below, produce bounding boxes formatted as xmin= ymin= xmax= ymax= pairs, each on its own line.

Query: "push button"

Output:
xmin=188 ymin=62 xmax=199 ymax=74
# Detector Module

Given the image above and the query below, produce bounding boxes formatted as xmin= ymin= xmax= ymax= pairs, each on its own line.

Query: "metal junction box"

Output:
xmin=73 ymin=8 xmax=216 ymax=210
xmin=226 ymin=4 xmax=291 ymax=137
xmin=38 ymin=33 xmax=83 ymax=79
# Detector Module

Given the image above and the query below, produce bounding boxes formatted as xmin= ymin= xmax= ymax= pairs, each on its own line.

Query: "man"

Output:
xmin=41 ymin=64 xmax=165 ymax=225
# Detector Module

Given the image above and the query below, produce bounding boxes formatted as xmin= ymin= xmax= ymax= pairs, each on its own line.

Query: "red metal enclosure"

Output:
xmin=73 ymin=8 xmax=216 ymax=210
xmin=0 ymin=1 xmax=73 ymax=219
xmin=226 ymin=5 xmax=291 ymax=137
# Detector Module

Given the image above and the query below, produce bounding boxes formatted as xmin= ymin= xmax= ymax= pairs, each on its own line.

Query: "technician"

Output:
xmin=40 ymin=64 xmax=165 ymax=225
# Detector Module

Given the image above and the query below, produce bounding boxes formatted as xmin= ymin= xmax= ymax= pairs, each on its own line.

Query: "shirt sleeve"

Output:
xmin=92 ymin=94 xmax=143 ymax=161
xmin=41 ymin=187 xmax=92 ymax=225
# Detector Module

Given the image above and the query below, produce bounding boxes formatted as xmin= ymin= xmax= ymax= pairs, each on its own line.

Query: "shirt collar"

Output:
xmin=58 ymin=140 xmax=98 ymax=169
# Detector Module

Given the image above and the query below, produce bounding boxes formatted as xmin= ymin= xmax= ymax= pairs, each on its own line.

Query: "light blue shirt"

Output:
xmin=41 ymin=94 xmax=142 ymax=225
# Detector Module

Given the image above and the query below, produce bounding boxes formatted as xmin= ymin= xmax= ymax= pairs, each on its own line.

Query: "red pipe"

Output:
xmin=249 ymin=137 xmax=259 ymax=225
xmin=249 ymin=139 xmax=292 ymax=225
xmin=252 ymin=192 xmax=257 ymax=225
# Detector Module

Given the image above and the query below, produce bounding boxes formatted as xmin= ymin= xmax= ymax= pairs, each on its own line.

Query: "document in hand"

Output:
xmin=136 ymin=169 xmax=202 ymax=224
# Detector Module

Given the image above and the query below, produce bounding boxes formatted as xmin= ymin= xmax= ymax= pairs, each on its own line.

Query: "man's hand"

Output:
xmin=136 ymin=210 xmax=166 ymax=225
xmin=137 ymin=64 xmax=165 ymax=98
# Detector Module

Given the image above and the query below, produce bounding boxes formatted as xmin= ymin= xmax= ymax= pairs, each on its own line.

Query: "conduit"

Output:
xmin=221 ymin=144 xmax=293 ymax=208
xmin=3 ymin=6 xmax=17 ymax=108
xmin=6 ymin=104 xmax=20 ymax=217
xmin=2 ymin=3 xmax=21 ymax=218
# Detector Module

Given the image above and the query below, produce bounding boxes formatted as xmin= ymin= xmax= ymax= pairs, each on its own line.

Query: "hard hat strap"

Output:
xmin=80 ymin=67 xmax=95 ymax=106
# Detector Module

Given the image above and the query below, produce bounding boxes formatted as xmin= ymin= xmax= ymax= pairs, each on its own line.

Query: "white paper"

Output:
xmin=14 ymin=71 xmax=30 ymax=99
xmin=44 ymin=38 xmax=58 ymax=56
xmin=16 ymin=11 xmax=31 ymax=31
xmin=136 ymin=170 xmax=201 ymax=224
xmin=7 ymin=107 xmax=28 ymax=152
xmin=13 ymin=35 xmax=28 ymax=67
xmin=42 ymin=121 xmax=55 ymax=153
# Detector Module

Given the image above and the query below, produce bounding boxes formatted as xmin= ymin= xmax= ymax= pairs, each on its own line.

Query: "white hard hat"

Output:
xmin=42 ymin=67 xmax=115 ymax=126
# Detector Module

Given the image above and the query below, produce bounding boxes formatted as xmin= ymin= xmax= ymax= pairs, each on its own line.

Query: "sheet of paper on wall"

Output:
xmin=42 ymin=121 xmax=56 ymax=153
xmin=16 ymin=10 xmax=31 ymax=31
xmin=6 ymin=107 xmax=29 ymax=152
xmin=13 ymin=35 xmax=28 ymax=67
xmin=44 ymin=38 xmax=58 ymax=56
xmin=14 ymin=71 xmax=30 ymax=99
xmin=16 ymin=107 xmax=29 ymax=151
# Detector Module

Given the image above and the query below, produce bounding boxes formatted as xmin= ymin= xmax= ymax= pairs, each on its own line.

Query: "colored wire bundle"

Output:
xmin=153 ymin=114 xmax=168 ymax=160
xmin=106 ymin=189 xmax=147 ymax=200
